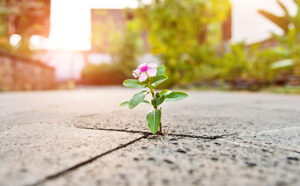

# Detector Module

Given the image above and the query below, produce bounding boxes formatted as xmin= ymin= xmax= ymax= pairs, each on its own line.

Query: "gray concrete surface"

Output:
xmin=0 ymin=87 xmax=299 ymax=186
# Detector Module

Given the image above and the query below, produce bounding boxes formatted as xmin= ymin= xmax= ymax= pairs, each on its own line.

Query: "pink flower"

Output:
xmin=132 ymin=63 xmax=158 ymax=82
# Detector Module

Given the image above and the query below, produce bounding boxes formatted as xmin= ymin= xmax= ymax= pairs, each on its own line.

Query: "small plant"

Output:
xmin=120 ymin=63 xmax=188 ymax=134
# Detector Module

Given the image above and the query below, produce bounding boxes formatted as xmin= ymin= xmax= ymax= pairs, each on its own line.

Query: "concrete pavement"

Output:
xmin=0 ymin=87 xmax=299 ymax=186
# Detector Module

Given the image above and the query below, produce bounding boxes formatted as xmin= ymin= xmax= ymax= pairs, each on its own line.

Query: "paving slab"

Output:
xmin=42 ymin=136 xmax=300 ymax=186
xmin=1 ymin=88 xmax=300 ymax=186
xmin=72 ymin=91 xmax=300 ymax=142
xmin=0 ymin=88 xmax=135 ymax=132
xmin=0 ymin=123 xmax=143 ymax=186
xmin=2 ymin=89 xmax=300 ymax=138
xmin=225 ymin=127 xmax=300 ymax=153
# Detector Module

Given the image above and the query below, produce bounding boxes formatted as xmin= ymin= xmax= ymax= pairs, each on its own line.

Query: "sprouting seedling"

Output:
xmin=120 ymin=63 xmax=188 ymax=134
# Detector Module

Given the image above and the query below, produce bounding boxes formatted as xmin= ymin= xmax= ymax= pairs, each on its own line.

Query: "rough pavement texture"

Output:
xmin=0 ymin=87 xmax=299 ymax=186
xmin=0 ymin=123 xmax=142 ymax=186
xmin=43 ymin=136 xmax=300 ymax=186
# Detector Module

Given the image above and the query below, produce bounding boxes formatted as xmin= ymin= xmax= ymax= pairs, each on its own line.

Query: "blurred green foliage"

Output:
xmin=81 ymin=18 xmax=143 ymax=85
xmin=81 ymin=63 xmax=127 ymax=85
xmin=80 ymin=0 xmax=300 ymax=90
xmin=134 ymin=0 xmax=230 ymax=87
xmin=108 ymin=19 xmax=144 ymax=77
xmin=0 ymin=4 xmax=14 ymax=51
xmin=130 ymin=0 xmax=300 ymax=90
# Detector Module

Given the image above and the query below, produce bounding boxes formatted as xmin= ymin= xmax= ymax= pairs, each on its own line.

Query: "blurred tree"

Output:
xmin=134 ymin=0 xmax=230 ymax=86
xmin=89 ymin=9 xmax=143 ymax=81
xmin=0 ymin=2 xmax=16 ymax=51
xmin=258 ymin=0 xmax=293 ymax=34
xmin=221 ymin=43 xmax=248 ymax=82
xmin=108 ymin=19 xmax=144 ymax=77
xmin=81 ymin=63 xmax=128 ymax=85
xmin=82 ymin=10 xmax=144 ymax=85
xmin=259 ymin=0 xmax=300 ymax=84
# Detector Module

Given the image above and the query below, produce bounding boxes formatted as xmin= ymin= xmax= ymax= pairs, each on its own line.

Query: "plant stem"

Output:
xmin=159 ymin=121 xmax=162 ymax=134
xmin=147 ymin=77 xmax=162 ymax=134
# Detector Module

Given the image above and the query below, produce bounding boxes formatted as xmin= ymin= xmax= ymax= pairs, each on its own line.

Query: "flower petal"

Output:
xmin=132 ymin=69 xmax=140 ymax=78
xmin=132 ymin=72 xmax=137 ymax=78
xmin=138 ymin=63 xmax=147 ymax=69
xmin=147 ymin=68 xmax=157 ymax=77
xmin=138 ymin=72 xmax=147 ymax=82
xmin=148 ymin=63 xmax=158 ymax=68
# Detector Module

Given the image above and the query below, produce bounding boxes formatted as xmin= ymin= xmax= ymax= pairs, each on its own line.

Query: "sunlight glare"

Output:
xmin=48 ymin=0 xmax=150 ymax=51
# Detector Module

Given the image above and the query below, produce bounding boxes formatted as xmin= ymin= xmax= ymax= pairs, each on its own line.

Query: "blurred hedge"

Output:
xmin=80 ymin=0 xmax=300 ymax=90
xmin=80 ymin=63 xmax=128 ymax=85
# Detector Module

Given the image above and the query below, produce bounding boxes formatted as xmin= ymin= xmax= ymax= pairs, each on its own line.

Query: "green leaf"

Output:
xmin=268 ymin=48 xmax=290 ymax=57
xmin=156 ymin=65 xmax=166 ymax=76
xmin=151 ymin=75 xmax=168 ymax=87
xmin=146 ymin=109 xmax=161 ymax=134
xmin=271 ymin=59 xmax=294 ymax=69
xmin=165 ymin=91 xmax=188 ymax=102
xmin=143 ymin=100 xmax=150 ymax=104
xmin=159 ymin=89 xmax=172 ymax=97
xmin=151 ymin=96 xmax=165 ymax=107
xmin=129 ymin=91 xmax=147 ymax=109
xmin=123 ymin=79 xmax=145 ymax=88
xmin=258 ymin=9 xmax=290 ymax=33
xmin=120 ymin=101 xmax=129 ymax=107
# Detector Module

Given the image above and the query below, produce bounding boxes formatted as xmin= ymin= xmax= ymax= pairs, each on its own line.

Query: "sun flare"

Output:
xmin=47 ymin=0 xmax=148 ymax=51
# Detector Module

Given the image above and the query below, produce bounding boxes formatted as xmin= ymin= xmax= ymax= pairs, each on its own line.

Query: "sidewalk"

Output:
xmin=0 ymin=88 xmax=299 ymax=186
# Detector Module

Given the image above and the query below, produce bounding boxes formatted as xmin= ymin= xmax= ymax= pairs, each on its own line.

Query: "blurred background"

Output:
xmin=0 ymin=0 xmax=299 ymax=92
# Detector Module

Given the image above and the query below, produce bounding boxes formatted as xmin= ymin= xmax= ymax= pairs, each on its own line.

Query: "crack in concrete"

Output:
xmin=75 ymin=126 xmax=237 ymax=140
xmin=27 ymin=134 xmax=149 ymax=186
xmin=26 ymin=126 xmax=236 ymax=186
xmin=76 ymin=126 xmax=300 ymax=154
xmin=166 ymin=132 xmax=238 ymax=139
xmin=27 ymin=126 xmax=237 ymax=186
xmin=29 ymin=124 xmax=295 ymax=186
